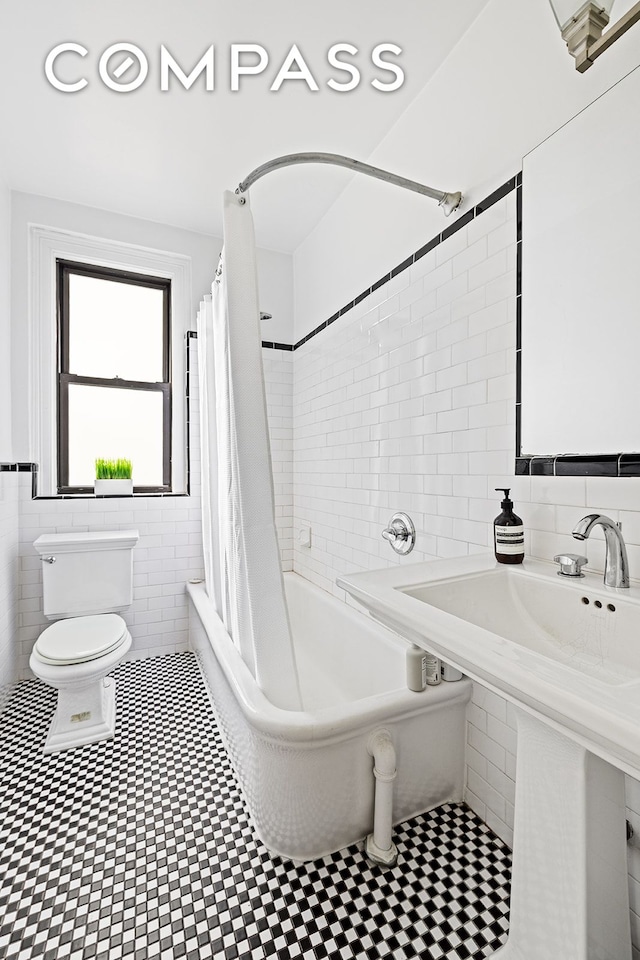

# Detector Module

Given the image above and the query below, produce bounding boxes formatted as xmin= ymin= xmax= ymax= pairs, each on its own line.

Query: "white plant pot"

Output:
xmin=94 ymin=479 xmax=133 ymax=496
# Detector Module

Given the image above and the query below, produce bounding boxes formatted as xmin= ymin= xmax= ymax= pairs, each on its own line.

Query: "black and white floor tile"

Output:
xmin=0 ymin=653 xmax=511 ymax=959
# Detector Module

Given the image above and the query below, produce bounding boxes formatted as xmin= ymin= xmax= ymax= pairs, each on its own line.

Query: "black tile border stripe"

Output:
xmin=261 ymin=341 xmax=294 ymax=351
xmin=441 ymin=207 xmax=475 ymax=242
xmin=197 ymin=175 xmax=640 ymax=477
xmin=0 ymin=463 xmax=37 ymax=472
xmin=0 ymin=462 xmax=40 ymax=499
xmin=414 ymin=236 xmax=441 ymax=262
xmin=515 ymin=174 xmax=522 ymax=470
xmin=193 ymin=176 xmax=519 ymax=355
xmin=184 ymin=330 xmax=195 ymax=498
xmin=285 ymin=175 xmax=520 ymax=352
xmin=515 ymin=454 xmax=640 ymax=478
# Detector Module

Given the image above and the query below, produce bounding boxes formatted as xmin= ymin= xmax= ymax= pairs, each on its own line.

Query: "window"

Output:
xmin=57 ymin=260 xmax=172 ymax=494
xmin=29 ymin=225 xmax=191 ymax=497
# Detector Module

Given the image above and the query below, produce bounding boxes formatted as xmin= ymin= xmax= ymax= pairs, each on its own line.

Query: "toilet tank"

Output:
xmin=34 ymin=530 xmax=139 ymax=619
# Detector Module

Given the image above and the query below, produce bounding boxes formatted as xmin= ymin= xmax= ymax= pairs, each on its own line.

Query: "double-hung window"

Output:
xmin=56 ymin=260 xmax=172 ymax=494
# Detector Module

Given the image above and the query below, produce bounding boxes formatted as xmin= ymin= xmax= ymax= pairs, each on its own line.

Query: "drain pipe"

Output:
xmin=365 ymin=729 xmax=398 ymax=867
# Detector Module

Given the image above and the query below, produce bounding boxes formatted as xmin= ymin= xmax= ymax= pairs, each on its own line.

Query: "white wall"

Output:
xmin=293 ymin=0 xmax=640 ymax=339
xmin=263 ymin=351 xmax=294 ymax=571
xmin=0 ymin=471 xmax=19 ymax=703
xmin=0 ymin=171 xmax=18 ymax=703
xmin=0 ymin=175 xmax=12 ymax=458
xmin=10 ymin=191 xmax=294 ymax=462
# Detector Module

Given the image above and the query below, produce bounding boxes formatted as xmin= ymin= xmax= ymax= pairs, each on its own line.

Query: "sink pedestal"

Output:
xmin=337 ymin=556 xmax=640 ymax=957
xmin=495 ymin=710 xmax=631 ymax=959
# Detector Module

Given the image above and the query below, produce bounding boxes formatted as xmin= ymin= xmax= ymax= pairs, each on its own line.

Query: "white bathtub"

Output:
xmin=187 ymin=572 xmax=472 ymax=861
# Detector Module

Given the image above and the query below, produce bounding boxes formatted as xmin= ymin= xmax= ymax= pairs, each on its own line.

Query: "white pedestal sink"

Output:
xmin=495 ymin=712 xmax=630 ymax=959
xmin=338 ymin=556 xmax=639 ymax=960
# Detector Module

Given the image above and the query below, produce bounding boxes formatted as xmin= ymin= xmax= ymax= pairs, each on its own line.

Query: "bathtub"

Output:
xmin=187 ymin=572 xmax=472 ymax=861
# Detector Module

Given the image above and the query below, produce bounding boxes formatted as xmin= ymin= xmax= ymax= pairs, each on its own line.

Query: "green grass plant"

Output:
xmin=95 ymin=458 xmax=133 ymax=480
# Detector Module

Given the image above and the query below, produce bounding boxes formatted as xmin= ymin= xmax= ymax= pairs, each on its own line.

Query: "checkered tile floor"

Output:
xmin=0 ymin=653 xmax=511 ymax=959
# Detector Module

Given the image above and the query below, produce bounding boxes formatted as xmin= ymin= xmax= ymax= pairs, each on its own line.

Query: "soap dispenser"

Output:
xmin=494 ymin=488 xmax=524 ymax=565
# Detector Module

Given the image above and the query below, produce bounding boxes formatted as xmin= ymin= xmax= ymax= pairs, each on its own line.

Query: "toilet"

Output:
xmin=30 ymin=529 xmax=139 ymax=753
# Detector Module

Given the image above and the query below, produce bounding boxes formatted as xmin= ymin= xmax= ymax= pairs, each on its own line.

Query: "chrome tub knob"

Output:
xmin=381 ymin=513 xmax=416 ymax=555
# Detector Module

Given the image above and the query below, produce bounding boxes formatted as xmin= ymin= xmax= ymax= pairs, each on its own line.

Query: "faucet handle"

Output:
xmin=554 ymin=553 xmax=588 ymax=578
xmin=381 ymin=512 xmax=416 ymax=556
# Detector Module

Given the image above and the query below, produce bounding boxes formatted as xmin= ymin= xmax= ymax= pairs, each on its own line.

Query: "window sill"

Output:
xmin=0 ymin=464 xmax=191 ymax=499
xmin=34 ymin=491 xmax=191 ymax=500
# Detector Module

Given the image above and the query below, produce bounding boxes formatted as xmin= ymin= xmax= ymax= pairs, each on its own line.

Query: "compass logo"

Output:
xmin=44 ymin=42 xmax=405 ymax=93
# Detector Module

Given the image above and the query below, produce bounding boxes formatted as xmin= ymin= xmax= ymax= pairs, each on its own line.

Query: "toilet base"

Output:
xmin=43 ymin=675 xmax=117 ymax=754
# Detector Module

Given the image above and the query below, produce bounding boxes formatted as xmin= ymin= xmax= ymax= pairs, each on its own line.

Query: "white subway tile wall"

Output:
xmin=292 ymin=193 xmax=518 ymax=846
xmin=465 ymin=684 xmax=517 ymax=849
xmin=292 ymin=193 xmax=517 ymax=598
xmin=263 ymin=350 xmax=293 ymax=571
xmin=290 ymin=190 xmax=640 ymax=945
xmin=0 ymin=470 xmax=20 ymax=707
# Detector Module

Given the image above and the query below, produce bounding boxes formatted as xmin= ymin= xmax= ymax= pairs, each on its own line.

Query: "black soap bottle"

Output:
xmin=494 ymin=488 xmax=524 ymax=565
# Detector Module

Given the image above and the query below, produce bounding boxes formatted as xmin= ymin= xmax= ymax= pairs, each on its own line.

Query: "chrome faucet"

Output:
xmin=572 ymin=514 xmax=630 ymax=588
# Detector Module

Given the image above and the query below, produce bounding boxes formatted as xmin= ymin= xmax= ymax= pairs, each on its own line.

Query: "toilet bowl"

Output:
xmin=32 ymin=529 xmax=139 ymax=753
xmin=30 ymin=614 xmax=132 ymax=753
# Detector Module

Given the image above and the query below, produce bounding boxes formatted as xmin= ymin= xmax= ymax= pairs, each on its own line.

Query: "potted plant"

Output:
xmin=94 ymin=458 xmax=133 ymax=496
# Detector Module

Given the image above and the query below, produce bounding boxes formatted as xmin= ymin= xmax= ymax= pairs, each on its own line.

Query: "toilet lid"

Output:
xmin=35 ymin=614 xmax=128 ymax=665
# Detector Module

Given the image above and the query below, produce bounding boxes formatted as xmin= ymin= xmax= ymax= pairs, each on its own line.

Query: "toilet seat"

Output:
xmin=34 ymin=614 xmax=129 ymax=666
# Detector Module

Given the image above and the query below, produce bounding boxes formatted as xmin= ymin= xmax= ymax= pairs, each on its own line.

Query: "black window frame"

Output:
xmin=56 ymin=259 xmax=172 ymax=495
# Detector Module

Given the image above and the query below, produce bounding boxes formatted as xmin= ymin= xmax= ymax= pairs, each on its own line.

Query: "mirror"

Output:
xmin=521 ymin=65 xmax=640 ymax=459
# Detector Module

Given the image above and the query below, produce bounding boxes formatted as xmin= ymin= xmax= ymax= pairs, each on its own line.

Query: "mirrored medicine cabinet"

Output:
xmin=520 ymin=64 xmax=640 ymax=475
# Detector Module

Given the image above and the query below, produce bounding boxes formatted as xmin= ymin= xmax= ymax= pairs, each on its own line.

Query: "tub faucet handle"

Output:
xmin=381 ymin=527 xmax=400 ymax=543
xmin=382 ymin=513 xmax=416 ymax=556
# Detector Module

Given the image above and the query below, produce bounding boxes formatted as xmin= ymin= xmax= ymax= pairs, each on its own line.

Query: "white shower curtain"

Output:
xmin=197 ymin=190 xmax=302 ymax=712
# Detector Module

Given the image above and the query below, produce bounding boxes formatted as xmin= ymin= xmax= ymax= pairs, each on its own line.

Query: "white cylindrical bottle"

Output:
xmin=406 ymin=644 xmax=427 ymax=691
xmin=442 ymin=662 xmax=463 ymax=682
xmin=425 ymin=654 xmax=442 ymax=685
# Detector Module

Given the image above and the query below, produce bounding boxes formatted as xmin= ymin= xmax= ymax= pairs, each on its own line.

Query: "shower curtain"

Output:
xmin=197 ymin=191 xmax=302 ymax=712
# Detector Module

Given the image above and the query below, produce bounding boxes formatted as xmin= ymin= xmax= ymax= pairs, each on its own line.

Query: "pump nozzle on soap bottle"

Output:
xmin=494 ymin=488 xmax=524 ymax=565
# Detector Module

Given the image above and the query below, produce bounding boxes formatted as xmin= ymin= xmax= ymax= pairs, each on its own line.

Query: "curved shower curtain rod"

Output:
xmin=235 ymin=152 xmax=463 ymax=217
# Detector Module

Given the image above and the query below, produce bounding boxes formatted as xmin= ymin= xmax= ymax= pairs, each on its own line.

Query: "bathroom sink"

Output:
xmin=401 ymin=566 xmax=640 ymax=687
xmin=340 ymin=554 xmax=639 ymax=957
xmin=338 ymin=555 xmax=640 ymax=778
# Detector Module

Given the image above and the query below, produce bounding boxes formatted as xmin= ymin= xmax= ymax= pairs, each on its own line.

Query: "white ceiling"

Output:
xmin=0 ymin=1 xmax=490 ymax=252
